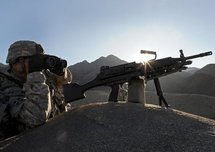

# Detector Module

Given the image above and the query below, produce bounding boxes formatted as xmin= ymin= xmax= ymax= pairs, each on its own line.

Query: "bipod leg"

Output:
xmin=153 ymin=78 xmax=170 ymax=108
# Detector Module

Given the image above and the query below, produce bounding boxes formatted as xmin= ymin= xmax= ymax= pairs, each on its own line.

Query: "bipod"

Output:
xmin=153 ymin=78 xmax=170 ymax=108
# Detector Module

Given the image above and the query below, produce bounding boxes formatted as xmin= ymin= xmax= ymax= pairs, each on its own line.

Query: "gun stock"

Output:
xmin=63 ymin=83 xmax=86 ymax=101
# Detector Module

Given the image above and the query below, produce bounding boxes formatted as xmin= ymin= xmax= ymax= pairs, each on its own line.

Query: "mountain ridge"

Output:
xmin=68 ymin=54 xmax=127 ymax=84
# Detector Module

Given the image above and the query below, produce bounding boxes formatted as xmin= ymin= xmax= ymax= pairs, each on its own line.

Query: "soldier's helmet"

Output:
xmin=6 ymin=40 xmax=44 ymax=64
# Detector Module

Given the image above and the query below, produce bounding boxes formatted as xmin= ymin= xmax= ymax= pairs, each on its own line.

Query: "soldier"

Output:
xmin=0 ymin=40 xmax=72 ymax=140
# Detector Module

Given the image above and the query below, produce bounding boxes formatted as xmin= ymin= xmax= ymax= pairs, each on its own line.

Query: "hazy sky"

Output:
xmin=0 ymin=0 xmax=214 ymax=68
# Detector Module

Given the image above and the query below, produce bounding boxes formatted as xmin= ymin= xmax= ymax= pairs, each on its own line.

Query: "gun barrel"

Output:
xmin=185 ymin=51 xmax=212 ymax=60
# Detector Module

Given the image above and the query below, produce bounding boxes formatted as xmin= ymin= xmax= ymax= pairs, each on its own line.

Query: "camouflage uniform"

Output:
xmin=0 ymin=41 xmax=72 ymax=140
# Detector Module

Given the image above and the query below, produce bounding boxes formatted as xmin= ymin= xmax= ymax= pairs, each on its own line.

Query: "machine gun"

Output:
xmin=63 ymin=50 xmax=212 ymax=107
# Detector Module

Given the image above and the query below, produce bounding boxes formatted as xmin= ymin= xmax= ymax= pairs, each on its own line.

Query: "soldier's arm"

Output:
xmin=45 ymin=68 xmax=72 ymax=86
xmin=7 ymin=72 xmax=52 ymax=127
xmin=56 ymin=68 xmax=72 ymax=86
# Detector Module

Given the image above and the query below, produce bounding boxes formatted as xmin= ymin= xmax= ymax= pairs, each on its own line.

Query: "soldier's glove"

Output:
xmin=28 ymin=54 xmax=67 ymax=76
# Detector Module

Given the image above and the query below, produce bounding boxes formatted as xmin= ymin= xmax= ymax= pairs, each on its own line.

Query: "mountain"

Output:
xmin=146 ymin=64 xmax=215 ymax=97
xmin=181 ymin=64 xmax=215 ymax=96
xmin=194 ymin=64 xmax=215 ymax=77
xmin=145 ymin=69 xmax=199 ymax=93
xmin=68 ymin=55 xmax=127 ymax=84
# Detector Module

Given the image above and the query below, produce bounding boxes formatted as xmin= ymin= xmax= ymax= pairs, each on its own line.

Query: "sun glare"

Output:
xmin=131 ymin=52 xmax=156 ymax=63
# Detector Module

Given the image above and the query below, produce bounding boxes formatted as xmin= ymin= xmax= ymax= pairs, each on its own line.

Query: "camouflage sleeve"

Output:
xmin=9 ymin=72 xmax=51 ymax=127
xmin=45 ymin=68 xmax=72 ymax=86
xmin=56 ymin=68 xmax=72 ymax=86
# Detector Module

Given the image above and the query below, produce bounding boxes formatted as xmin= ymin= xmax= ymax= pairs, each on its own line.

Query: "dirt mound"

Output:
xmin=1 ymin=102 xmax=215 ymax=152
